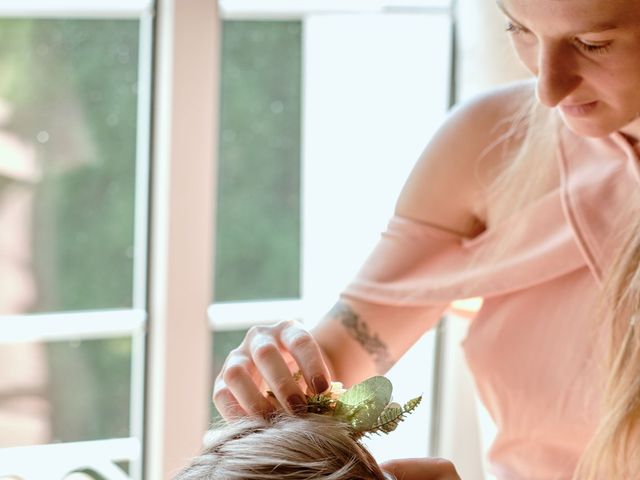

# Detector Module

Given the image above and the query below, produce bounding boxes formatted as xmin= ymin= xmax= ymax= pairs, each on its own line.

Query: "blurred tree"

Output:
xmin=0 ymin=19 xmax=137 ymax=443
xmin=215 ymin=21 xmax=302 ymax=302
xmin=0 ymin=17 xmax=303 ymax=445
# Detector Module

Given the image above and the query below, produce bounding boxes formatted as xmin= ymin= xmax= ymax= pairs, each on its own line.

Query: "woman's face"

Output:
xmin=500 ymin=0 xmax=640 ymax=141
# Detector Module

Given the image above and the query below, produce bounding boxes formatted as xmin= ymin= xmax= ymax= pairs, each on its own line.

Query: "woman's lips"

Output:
xmin=560 ymin=101 xmax=598 ymax=117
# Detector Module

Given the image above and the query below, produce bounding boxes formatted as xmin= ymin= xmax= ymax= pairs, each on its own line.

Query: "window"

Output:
xmin=1 ymin=1 xmax=466 ymax=478
xmin=210 ymin=0 xmax=454 ymax=464
xmin=0 ymin=2 xmax=153 ymax=479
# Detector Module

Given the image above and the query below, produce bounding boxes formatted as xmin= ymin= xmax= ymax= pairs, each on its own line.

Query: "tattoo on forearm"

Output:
xmin=330 ymin=301 xmax=393 ymax=373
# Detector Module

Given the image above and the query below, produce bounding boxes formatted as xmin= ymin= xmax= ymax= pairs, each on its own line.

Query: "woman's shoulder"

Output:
xmin=450 ymin=80 xmax=535 ymax=148
xmin=459 ymin=79 xmax=535 ymax=113
xmin=396 ymin=80 xmax=534 ymax=235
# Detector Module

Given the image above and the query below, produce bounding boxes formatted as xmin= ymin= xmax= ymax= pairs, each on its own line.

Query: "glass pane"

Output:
xmin=0 ymin=19 xmax=139 ymax=314
xmin=0 ymin=338 xmax=131 ymax=447
xmin=210 ymin=329 xmax=247 ymax=420
xmin=214 ymin=21 xmax=302 ymax=302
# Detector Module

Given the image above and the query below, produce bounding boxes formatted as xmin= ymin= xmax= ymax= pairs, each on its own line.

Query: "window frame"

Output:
xmin=0 ymin=1 xmax=153 ymax=17
xmin=0 ymin=4 xmax=154 ymax=480
xmin=209 ymin=0 xmax=459 ymax=467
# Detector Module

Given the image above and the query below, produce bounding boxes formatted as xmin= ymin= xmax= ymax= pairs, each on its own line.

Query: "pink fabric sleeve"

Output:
xmin=345 ymin=197 xmax=583 ymax=298
xmin=340 ymin=189 xmax=585 ymax=341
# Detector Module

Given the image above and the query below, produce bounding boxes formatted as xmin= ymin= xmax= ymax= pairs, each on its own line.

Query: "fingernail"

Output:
xmin=287 ymin=394 xmax=307 ymax=413
xmin=383 ymin=472 xmax=397 ymax=480
xmin=311 ymin=375 xmax=329 ymax=394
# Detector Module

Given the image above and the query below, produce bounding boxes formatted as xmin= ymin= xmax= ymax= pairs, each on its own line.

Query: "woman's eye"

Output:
xmin=505 ymin=22 xmax=524 ymax=34
xmin=575 ymin=39 xmax=612 ymax=54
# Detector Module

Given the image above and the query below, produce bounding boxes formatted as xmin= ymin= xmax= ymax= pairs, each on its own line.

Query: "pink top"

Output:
xmin=342 ymin=128 xmax=640 ymax=480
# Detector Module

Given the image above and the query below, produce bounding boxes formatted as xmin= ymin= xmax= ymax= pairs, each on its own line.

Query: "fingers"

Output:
xmin=380 ymin=458 xmax=461 ymax=480
xmin=213 ymin=319 xmax=332 ymax=419
xmin=279 ymin=323 xmax=331 ymax=394
xmin=212 ymin=379 xmax=247 ymax=419
xmin=225 ymin=352 xmax=277 ymax=413
xmin=251 ymin=333 xmax=307 ymax=413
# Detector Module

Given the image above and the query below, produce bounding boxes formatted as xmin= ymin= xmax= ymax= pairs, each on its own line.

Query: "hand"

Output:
xmin=381 ymin=458 xmax=461 ymax=480
xmin=213 ymin=319 xmax=333 ymax=419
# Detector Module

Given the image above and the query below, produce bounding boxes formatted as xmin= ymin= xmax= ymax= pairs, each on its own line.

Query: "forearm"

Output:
xmin=312 ymin=299 xmax=387 ymax=386
xmin=312 ymin=297 xmax=442 ymax=387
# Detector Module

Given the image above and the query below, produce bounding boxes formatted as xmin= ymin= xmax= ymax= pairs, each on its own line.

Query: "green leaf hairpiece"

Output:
xmin=305 ymin=376 xmax=422 ymax=439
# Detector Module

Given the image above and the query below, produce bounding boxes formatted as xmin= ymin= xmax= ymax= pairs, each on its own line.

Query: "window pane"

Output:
xmin=0 ymin=338 xmax=131 ymax=447
xmin=0 ymin=19 xmax=139 ymax=314
xmin=214 ymin=21 xmax=301 ymax=302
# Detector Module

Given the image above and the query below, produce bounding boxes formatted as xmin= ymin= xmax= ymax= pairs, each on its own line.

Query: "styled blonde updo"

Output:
xmin=173 ymin=414 xmax=387 ymax=480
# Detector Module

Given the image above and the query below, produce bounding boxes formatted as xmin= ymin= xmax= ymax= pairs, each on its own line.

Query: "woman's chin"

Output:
xmin=559 ymin=114 xmax=619 ymax=139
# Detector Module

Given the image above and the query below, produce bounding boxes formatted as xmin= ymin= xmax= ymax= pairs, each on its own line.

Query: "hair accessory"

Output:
xmin=305 ymin=376 xmax=422 ymax=439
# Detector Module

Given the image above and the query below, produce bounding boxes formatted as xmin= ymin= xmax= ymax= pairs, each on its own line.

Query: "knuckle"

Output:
xmin=226 ymin=347 xmax=243 ymax=359
xmin=222 ymin=363 xmax=249 ymax=385
xmin=252 ymin=341 xmax=279 ymax=363
xmin=432 ymin=458 xmax=456 ymax=472
xmin=270 ymin=375 xmax=295 ymax=394
xmin=287 ymin=331 xmax=314 ymax=351
xmin=277 ymin=318 xmax=297 ymax=328
xmin=245 ymin=325 xmax=260 ymax=339
xmin=212 ymin=386 xmax=229 ymax=405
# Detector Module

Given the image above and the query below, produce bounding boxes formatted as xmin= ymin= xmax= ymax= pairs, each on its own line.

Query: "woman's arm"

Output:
xmin=213 ymin=82 xmax=532 ymax=418
xmin=312 ymin=81 xmax=533 ymax=386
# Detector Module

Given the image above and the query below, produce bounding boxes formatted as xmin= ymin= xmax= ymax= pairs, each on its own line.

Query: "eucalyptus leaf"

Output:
xmin=334 ymin=376 xmax=393 ymax=432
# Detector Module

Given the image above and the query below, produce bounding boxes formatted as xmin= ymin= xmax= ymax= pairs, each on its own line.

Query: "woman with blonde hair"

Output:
xmin=214 ymin=0 xmax=640 ymax=478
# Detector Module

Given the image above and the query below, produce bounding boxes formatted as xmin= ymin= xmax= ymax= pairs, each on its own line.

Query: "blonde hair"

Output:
xmin=484 ymin=93 xmax=640 ymax=479
xmin=173 ymin=414 xmax=387 ymax=480
xmin=574 ymin=221 xmax=640 ymax=479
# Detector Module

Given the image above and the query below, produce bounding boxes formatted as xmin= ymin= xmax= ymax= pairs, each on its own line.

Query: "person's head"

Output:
xmin=173 ymin=414 xmax=387 ymax=480
xmin=498 ymin=0 xmax=640 ymax=140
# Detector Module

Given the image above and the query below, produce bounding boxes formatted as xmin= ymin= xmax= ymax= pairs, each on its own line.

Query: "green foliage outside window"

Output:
xmin=0 ymin=19 xmax=138 ymax=443
xmin=0 ymin=18 xmax=302 ymax=444
xmin=215 ymin=21 xmax=302 ymax=302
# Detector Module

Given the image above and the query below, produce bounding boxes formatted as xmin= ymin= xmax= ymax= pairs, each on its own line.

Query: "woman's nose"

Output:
xmin=535 ymin=43 xmax=581 ymax=107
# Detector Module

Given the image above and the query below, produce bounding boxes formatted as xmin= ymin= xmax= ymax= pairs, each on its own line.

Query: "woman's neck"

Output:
xmin=620 ymin=118 xmax=640 ymax=146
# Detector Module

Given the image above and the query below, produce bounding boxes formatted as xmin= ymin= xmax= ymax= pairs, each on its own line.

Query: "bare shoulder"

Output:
xmin=396 ymin=80 xmax=534 ymax=235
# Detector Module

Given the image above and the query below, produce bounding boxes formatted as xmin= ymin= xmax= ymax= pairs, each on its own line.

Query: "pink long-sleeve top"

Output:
xmin=342 ymin=127 xmax=640 ymax=480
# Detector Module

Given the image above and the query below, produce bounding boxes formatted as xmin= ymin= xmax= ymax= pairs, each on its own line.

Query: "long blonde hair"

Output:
xmin=173 ymin=414 xmax=386 ymax=480
xmin=575 ymin=222 xmax=640 ymax=479
xmin=485 ymin=94 xmax=640 ymax=479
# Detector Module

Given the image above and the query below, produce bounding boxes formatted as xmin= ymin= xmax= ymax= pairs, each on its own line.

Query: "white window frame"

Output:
xmin=0 ymin=2 xmax=154 ymax=479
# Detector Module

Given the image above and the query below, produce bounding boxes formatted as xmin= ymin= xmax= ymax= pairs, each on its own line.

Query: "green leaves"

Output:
xmin=368 ymin=396 xmax=423 ymax=436
xmin=300 ymin=375 xmax=423 ymax=439
xmin=330 ymin=376 xmax=422 ymax=438
xmin=334 ymin=376 xmax=392 ymax=432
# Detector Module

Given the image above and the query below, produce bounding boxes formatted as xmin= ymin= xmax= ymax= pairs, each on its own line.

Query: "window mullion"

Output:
xmin=208 ymin=299 xmax=304 ymax=331
xmin=146 ymin=0 xmax=219 ymax=477
xmin=0 ymin=0 xmax=153 ymax=18
xmin=0 ymin=310 xmax=146 ymax=343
